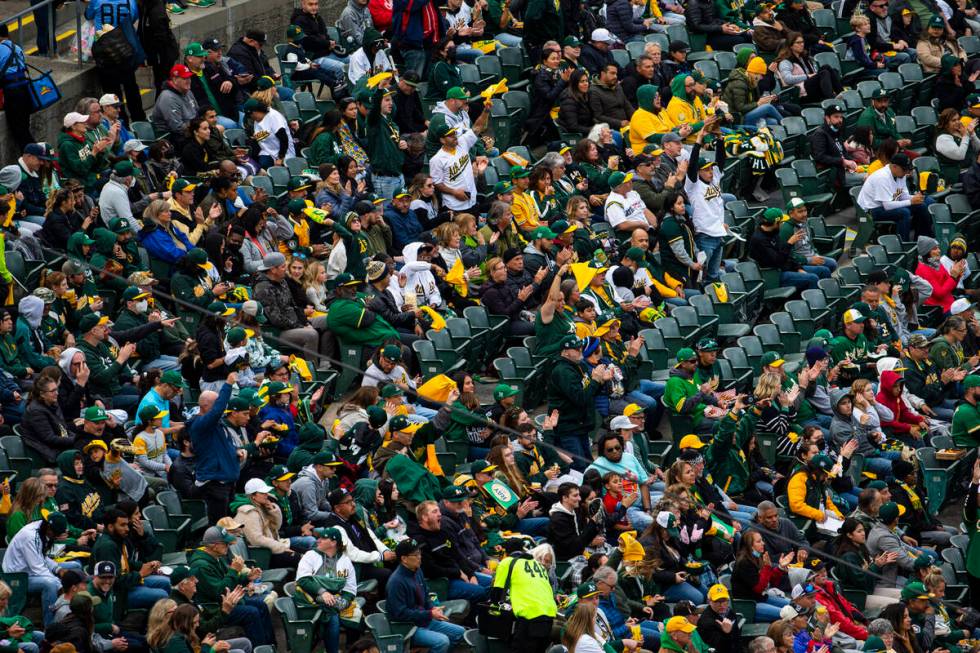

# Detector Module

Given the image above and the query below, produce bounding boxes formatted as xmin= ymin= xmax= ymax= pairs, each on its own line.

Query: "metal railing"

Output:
xmin=3 ymin=0 xmax=84 ymax=64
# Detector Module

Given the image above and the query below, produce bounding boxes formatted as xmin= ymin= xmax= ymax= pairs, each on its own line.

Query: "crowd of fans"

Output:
xmin=2 ymin=0 xmax=980 ymax=650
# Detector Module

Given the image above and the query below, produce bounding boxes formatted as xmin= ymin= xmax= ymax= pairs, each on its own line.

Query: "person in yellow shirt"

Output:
xmin=629 ymin=84 xmax=691 ymax=153
xmin=786 ymin=453 xmax=845 ymax=523
xmin=510 ymin=166 xmax=541 ymax=233
xmin=665 ymin=73 xmax=713 ymax=143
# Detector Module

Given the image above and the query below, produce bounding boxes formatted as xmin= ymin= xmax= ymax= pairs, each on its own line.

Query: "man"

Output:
xmin=547 ymin=482 xmax=604 ymax=560
xmin=323 ymin=487 xmax=395 ymax=584
xmin=292 ymin=451 xmax=343 ymax=525
xmin=439 ymin=485 xmax=489 ymax=571
xmin=76 ymin=313 xmax=141 ymax=408
xmin=604 ymin=171 xmax=656 ymax=232
xmin=188 ymin=373 xmax=239 ymax=521
xmin=581 ymin=29 xmax=620 ymax=75
xmin=698 ymin=584 xmax=741 ymax=653
xmin=92 ymin=507 xmax=170 ymax=609
xmin=866 ymin=501 xmax=919 ymax=585
xmin=227 ymin=30 xmax=286 ymax=95
xmin=632 ymin=153 xmax=670 ymax=214
xmin=591 ymin=63 xmax=634 ymax=130
xmin=188 ymin=526 xmax=274 ymax=645
xmin=489 ymin=539 xmax=557 ymax=653
xmin=952 ymin=375 xmax=980 ymax=447
xmin=17 ymin=143 xmax=55 ymax=221
xmin=779 ymin=198 xmax=837 ymax=277
xmin=364 ymin=84 xmax=405 ymax=199
xmin=325 ymin=274 xmax=402 ymax=349
xmin=857 ymin=152 xmax=933 ymax=243
xmin=856 ymin=88 xmax=912 ymax=150
xmin=99 ymin=94 xmax=134 ymax=156
xmin=749 ymin=501 xmax=808 ymax=569
xmin=430 ymin=119 xmax=487 ymax=214
xmin=337 ymin=0 xmax=372 ymax=48
xmin=230 ymin=478 xmax=299 ymax=568
xmin=653 ymin=132 xmax=690 ymax=189
xmin=151 ymin=64 xmax=199 ymax=138
xmin=687 ymin=0 xmax=751 ymax=49
xmin=253 ymin=252 xmax=322 ymax=354
xmin=113 ymin=286 xmax=180 ymax=372
xmin=811 ymin=103 xmax=859 ymax=189
xmin=169 ymin=565 xmax=252 ymax=653
xmin=386 ymin=539 xmax=465 ymax=653
xmin=665 ymin=347 xmax=721 ymax=436
xmin=290 ymin=0 xmax=347 ymax=83
xmin=903 ymin=334 xmax=958 ymax=422
xmin=407 ymin=501 xmax=489 ymax=602
xmin=748 ymin=207 xmax=822 ymax=291
xmin=547 ymin=336 xmax=611 ymax=463
xmin=3 ymin=512 xmax=80 ymax=625
xmin=592 ymin=569 xmax=657 ymax=652
xmin=393 ymin=71 xmax=426 ymax=135
xmin=186 ymin=42 xmax=239 ymax=129
xmin=245 ymin=98 xmax=296 ymax=168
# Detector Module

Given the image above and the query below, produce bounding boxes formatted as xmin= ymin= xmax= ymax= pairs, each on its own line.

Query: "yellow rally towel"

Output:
xmin=367 ymin=71 xmax=394 ymax=88
xmin=712 ymin=282 xmax=728 ymax=303
xmin=289 ymin=355 xmax=313 ymax=381
xmin=471 ymin=39 xmax=497 ymax=54
xmin=500 ymin=151 xmax=529 ymax=167
xmin=481 ymin=78 xmax=509 ymax=99
xmin=303 ymin=207 xmax=331 ymax=224
xmin=419 ymin=305 xmax=446 ymax=330
xmin=425 ymin=444 xmax=445 ymax=476
xmin=416 ymin=374 xmax=458 ymax=403
xmin=570 ymin=261 xmax=598 ymax=291
xmin=445 ymin=258 xmax=469 ymax=297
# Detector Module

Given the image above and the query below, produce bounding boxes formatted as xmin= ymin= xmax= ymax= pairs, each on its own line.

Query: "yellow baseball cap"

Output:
xmin=666 ymin=616 xmax=696 ymax=633
xmin=623 ymin=403 xmax=645 ymax=417
xmin=678 ymin=434 xmax=707 ymax=449
xmin=707 ymin=584 xmax=730 ymax=601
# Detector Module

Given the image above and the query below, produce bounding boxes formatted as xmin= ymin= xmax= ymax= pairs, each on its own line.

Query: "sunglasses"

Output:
xmin=605 ymin=445 xmax=622 ymax=453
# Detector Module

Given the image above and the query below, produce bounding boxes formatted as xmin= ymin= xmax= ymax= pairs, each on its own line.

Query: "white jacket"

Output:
xmin=3 ymin=521 xmax=59 ymax=581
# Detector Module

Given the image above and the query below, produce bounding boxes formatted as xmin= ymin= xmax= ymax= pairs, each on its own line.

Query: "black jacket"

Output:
xmin=168 ymin=454 xmax=199 ymax=500
xmin=290 ymin=8 xmax=334 ymax=60
xmin=558 ymin=88 xmax=595 ymax=135
xmin=439 ymin=505 xmax=487 ymax=569
xmin=21 ymin=399 xmax=75 ymax=463
xmin=618 ymin=71 xmax=652 ymax=111
xmin=962 ymin=160 xmax=980 ymax=206
xmin=748 ymin=225 xmax=797 ymax=271
xmin=580 ymin=43 xmax=618 ymax=76
xmin=605 ymin=0 xmax=646 ymax=40
xmin=528 ymin=67 xmax=567 ymax=127
xmin=18 ymin=167 xmax=46 ymax=217
xmin=687 ymin=0 xmax=726 ymax=33
xmin=547 ymin=504 xmax=600 ymax=560
xmin=480 ymin=280 xmax=527 ymax=319
xmin=591 ymin=81 xmax=634 ymax=127
xmin=191 ymin=62 xmax=239 ymax=120
xmin=394 ymin=90 xmax=427 ymax=134
xmin=40 ymin=209 xmax=84 ymax=251
xmin=934 ymin=76 xmax=970 ymax=114
xmin=226 ymin=38 xmax=276 ymax=93
xmin=406 ymin=521 xmax=478 ymax=579
xmin=367 ymin=287 xmax=418 ymax=331
xmin=58 ymin=374 xmax=94 ymax=423
xmin=136 ymin=0 xmax=178 ymax=65
xmin=697 ymin=604 xmax=742 ymax=653
xmin=324 ymin=511 xmax=379 ymax=554
xmin=195 ymin=322 xmax=228 ymax=383
xmin=810 ymin=123 xmax=846 ymax=169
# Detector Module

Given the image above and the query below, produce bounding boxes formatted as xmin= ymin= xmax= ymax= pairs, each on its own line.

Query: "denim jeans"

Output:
xmin=374 ymin=173 xmax=405 ymax=200
xmin=128 ymin=574 xmax=171 ymax=609
xmin=808 ymin=255 xmax=838 ymax=272
xmin=225 ymin=595 xmax=275 ymax=645
xmin=870 ymin=197 xmax=934 ymax=241
xmin=321 ymin=611 xmax=340 ymax=653
xmin=31 ymin=562 xmax=83 ymax=625
xmin=627 ymin=505 xmax=654 ymax=532
xmin=413 ymin=619 xmax=466 ymax=653
xmin=290 ymin=535 xmax=318 ymax=551
xmin=627 ymin=379 xmax=666 ymax=433
xmin=743 ymin=103 xmax=784 ymax=126
xmin=558 ymin=433 xmax=591 ymax=470
xmin=454 ymin=45 xmax=483 ymax=63
xmin=883 ymin=51 xmax=911 ymax=69
xmin=277 ymin=86 xmax=295 ymax=101
xmin=756 ymin=596 xmax=790 ymax=622
xmin=516 ymin=517 xmax=550 ymax=535
xmin=314 ymin=54 xmax=349 ymax=82
xmin=141 ymin=355 xmax=181 ymax=371
xmin=695 ymin=234 xmax=725 ymax=282
xmin=216 ymin=115 xmax=239 ymax=130
xmin=401 ymin=49 xmax=427 ymax=77
xmin=865 ymin=455 xmax=895 ymax=478
xmin=780 ymin=269 xmax=820 ymax=291
xmin=448 ymin=577 xmax=490 ymax=602
xmin=495 ymin=33 xmax=523 ymax=47
xmin=663 ymin=581 xmax=706 ymax=603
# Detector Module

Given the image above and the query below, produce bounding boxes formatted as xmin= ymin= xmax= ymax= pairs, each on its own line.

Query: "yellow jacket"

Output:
xmin=787 ymin=470 xmax=843 ymax=522
xmin=512 ymin=190 xmax=541 ymax=232
xmin=665 ymin=95 xmax=712 ymax=143
xmin=629 ymin=108 xmax=677 ymax=153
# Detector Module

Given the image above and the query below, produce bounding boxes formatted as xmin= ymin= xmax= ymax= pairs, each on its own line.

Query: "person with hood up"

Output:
xmin=21 ymin=376 xmax=75 ymax=465
xmin=337 ymin=0 xmax=372 ymax=48
xmin=295 ymin=527 xmax=357 ymax=653
xmin=285 ymin=422 xmax=328 ymax=472
xmin=629 ymin=84 xmax=687 ymax=153
xmin=665 ymin=74 xmax=712 ymax=143
xmin=291 ymin=451 xmax=344 ymax=526
xmin=394 ymin=242 xmax=445 ymax=309
xmin=55 ymin=348 xmax=94 ymax=426
xmin=915 ymin=236 xmax=959 ymax=314
xmin=721 ymin=52 xmax=784 ymax=126
xmin=14 ymin=296 xmax=54 ymax=372
xmin=230 ymin=478 xmax=300 ymax=568
xmin=875 ymin=370 xmax=928 ymax=445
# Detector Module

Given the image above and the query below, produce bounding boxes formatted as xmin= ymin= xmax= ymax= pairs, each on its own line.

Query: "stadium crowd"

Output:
xmin=3 ymin=0 xmax=980 ymax=650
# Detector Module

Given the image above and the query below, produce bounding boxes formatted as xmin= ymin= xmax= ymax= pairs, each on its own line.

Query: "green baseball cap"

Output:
xmin=493 ymin=384 xmax=519 ymax=402
xmin=160 ymin=370 xmax=186 ymax=388
xmin=312 ymin=451 xmax=343 ymax=466
xmin=608 ymin=171 xmax=633 ymax=187
xmin=576 ymin=581 xmax=600 ymax=599
xmin=760 ymin=207 xmax=784 ymax=224
xmin=928 ymin=14 xmax=944 ymax=27
xmin=184 ymin=42 xmax=207 ymax=57
xmin=287 ymin=198 xmax=308 ymax=214
xmin=760 ymin=351 xmax=785 ymax=368
xmin=529 ymin=226 xmax=557 ymax=240
xmin=286 ymin=25 xmax=305 ymax=40
xmin=493 ymin=181 xmax=514 ymax=195
xmin=78 ymin=313 xmax=110 ymax=333
xmin=170 ymin=565 xmax=196 ymax=585
xmin=965 ymin=375 xmax=980 ymax=389
xmin=562 ymin=36 xmax=582 ymax=47
xmin=113 ymin=160 xmax=135 ymax=177
xmin=225 ymin=396 xmax=252 ymax=412
xmin=313 ymin=526 xmax=343 ymax=541
xmin=901 ymin=581 xmax=934 ymax=601
xmin=171 ymin=178 xmax=197 ymax=193
xmin=446 ymin=86 xmax=470 ymax=100
xmin=624 ymin=247 xmax=645 ymax=261
xmin=121 ymin=286 xmax=150 ymax=302
xmin=434 ymin=123 xmax=457 ymax=138
xmin=510 ymin=166 xmax=531 ymax=179
xmin=675 ymin=347 xmax=696 ymax=363
xmin=441 ymin=485 xmax=470 ymax=502
xmin=83 ymin=406 xmax=108 ymax=422
xmin=226 ymin=326 xmax=248 ymax=346
xmin=207 ymin=301 xmax=236 ymax=317
xmin=108 ymin=217 xmax=133 ymax=234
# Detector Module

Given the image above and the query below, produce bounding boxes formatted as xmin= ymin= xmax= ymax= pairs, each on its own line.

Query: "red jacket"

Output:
xmin=814 ymin=580 xmax=868 ymax=640
xmin=875 ymin=369 xmax=926 ymax=435
xmin=915 ymin=260 xmax=957 ymax=312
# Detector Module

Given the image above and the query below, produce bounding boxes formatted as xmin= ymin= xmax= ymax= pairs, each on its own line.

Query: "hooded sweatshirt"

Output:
xmin=14 ymin=296 xmax=54 ymax=372
xmin=390 ymin=243 xmax=443 ymax=308
xmin=665 ymin=73 xmax=708 ymax=142
xmin=337 ymin=0 xmax=374 ymax=47
xmin=629 ymin=84 xmax=677 ymax=153
xmin=829 ymin=388 xmax=856 ymax=448
xmin=295 ymin=548 xmax=357 ymax=611
xmin=54 ymin=450 xmax=104 ymax=531
xmin=229 ymin=494 xmax=290 ymax=553
xmin=286 ymin=423 xmax=326 ymax=473
xmin=291 ymin=464 xmax=333 ymax=524
xmin=875 ymin=370 xmax=925 ymax=435
xmin=352 ymin=478 xmax=386 ymax=539
xmin=547 ymin=500 xmax=601 ymax=560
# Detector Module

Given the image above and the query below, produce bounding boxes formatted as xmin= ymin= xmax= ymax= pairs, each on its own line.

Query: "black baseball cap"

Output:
xmin=202 ymin=38 xmax=223 ymax=50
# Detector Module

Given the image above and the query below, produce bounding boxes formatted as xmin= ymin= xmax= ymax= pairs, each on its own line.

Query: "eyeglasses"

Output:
xmin=605 ymin=445 xmax=622 ymax=453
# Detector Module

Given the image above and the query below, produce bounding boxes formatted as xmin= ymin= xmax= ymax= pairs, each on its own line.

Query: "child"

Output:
xmin=573 ymin=299 xmax=598 ymax=339
xmin=845 ymin=16 xmax=886 ymax=79
xmin=102 ymin=439 xmax=150 ymax=504
xmin=133 ymin=405 xmax=172 ymax=490
xmin=303 ymin=261 xmax=329 ymax=312
xmin=601 ymin=471 xmax=635 ymax=537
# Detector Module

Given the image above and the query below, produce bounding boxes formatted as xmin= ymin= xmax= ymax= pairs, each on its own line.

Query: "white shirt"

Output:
xmin=2 ymin=522 xmax=59 ymax=580
xmin=684 ymin=168 xmax=726 ymax=237
xmin=296 ymin=550 xmax=358 ymax=599
xmin=604 ymin=189 xmax=647 ymax=229
xmin=429 ymin=129 xmax=479 ymax=211
xmin=361 ymin=362 xmax=414 ymax=388
xmin=253 ymin=108 xmax=295 ymax=160
xmin=941 ymin=254 xmax=970 ymax=289
xmin=347 ymin=48 xmax=392 ymax=85
xmin=446 ymin=3 xmax=473 ymax=30
xmin=857 ymin=166 xmax=911 ymax=211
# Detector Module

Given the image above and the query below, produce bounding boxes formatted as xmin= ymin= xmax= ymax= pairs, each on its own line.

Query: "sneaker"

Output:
xmin=166 ymin=3 xmax=185 ymax=13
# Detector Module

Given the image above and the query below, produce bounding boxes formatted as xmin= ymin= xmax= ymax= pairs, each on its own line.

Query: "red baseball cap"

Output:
xmin=170 ymin=64 xmax=193 ymax=79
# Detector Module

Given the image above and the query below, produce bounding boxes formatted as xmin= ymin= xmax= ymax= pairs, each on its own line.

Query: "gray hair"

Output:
xmin=539 ymin=152 xmax=565 ymax=171
xmin=757 ymin=500 xmax=778 ymax=513
xmin=530 ymin=543 xmax=555 ymax=568
xmin=868 ymin=619 xmax=894 ymax=636
xmin=488 ymin=201 xmax=511 ymax=223
xmin=587 ymin=122 xmax=611 ymax=143
xmin=592 ymin=565 xmax=617 ymax=584
xmin=748 ymin=637 xmax=775 ymax=653
xmin=38 ymin=468 xmax=57 ymax=477
xmin=75 ymin=97 xmax=99 ymax=114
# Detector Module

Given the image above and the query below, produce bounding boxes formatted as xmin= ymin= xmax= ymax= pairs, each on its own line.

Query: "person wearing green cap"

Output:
xmin=293 ymin=526 xmax=357 ymax=651
xmin=169 ymin=248 xmax=233 ymax=331
xmin=325 ymin=270 xmax=401 ymax=348
xmin=430 ymin=104 xmax=490 ymax=213
xmin=749 ymin=206 xmax=822 ymax=292
xmin=363 ymin=84 xmax=405 ymax=199
xmin=664 ymin=347 xmax=721 ymax=437
xmin=856 ymin=86 xmax=911 ymax=150
xmin=952 ymin=375 xmax=980 ymax=447
xmin=547 ymin=335 xmax=610 ymax=463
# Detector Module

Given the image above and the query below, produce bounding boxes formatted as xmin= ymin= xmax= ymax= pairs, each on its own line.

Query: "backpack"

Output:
xmin=91 ymin=26 xmax=134 ymax=68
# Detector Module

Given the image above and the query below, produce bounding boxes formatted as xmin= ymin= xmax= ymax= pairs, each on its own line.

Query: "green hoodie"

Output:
xmin=706 ymin=407 xmax=750 ymax=496
xmin=286 ymin=425 xmax=326 ymax=473
xmin=352 ymin=478 xmax=386 ymax=539
xmin=67 ymin=232 xmax=93 ymax=263
xmin=53 ymin=450 xmax=104 ymax=531
xmin=187 ymin=547 xmax=250 ymax=603
xmin=637 ymin=84 xmax=659 ymax=112
xmin=87 ymin=580 xmax=116 ymax=636
xmin=666 ymin=73 xmax=704 ymax=132
xmin=57 ymin=130 xmax=107 ymax=193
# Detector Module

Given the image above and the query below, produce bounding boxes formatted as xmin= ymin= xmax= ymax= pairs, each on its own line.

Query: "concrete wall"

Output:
xmin=0 ymin=0 xmax=344 ymax=161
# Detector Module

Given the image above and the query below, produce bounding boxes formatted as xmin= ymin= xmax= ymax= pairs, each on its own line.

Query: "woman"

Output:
xmin=56 ymin=348 xmax=94 ymax=423
xmin=146 ymin=598 xmax=177 ymax=637
xmin=844 ymin=126 xmax=874 ymax=166
xmin=935 ymin=55 xmax=973 ymax=113
xmin=337 ymin=99 xmax=370 ymax=168
xmin=879 ymin=603 xmax=921 ymax=653
xmin=180 ymin=117 xmax=217 ymax=177
xmin=40 ymin=189 xmax=93 ymax=252
xmin=336 ymin=386 xmax=380 ymax=434
xmin=656 ymin=191 xmax=701 ymax=287
xmin=307 ymin=111 xmax=344 ymax=167
xmin=6 ymin=478 xmax=48 ymax=543
xmin=337 ymin=155 xmax=368 ymax=203
xmin=768 ymin=620 xmax=797 ymax=653
xmin=833 ymin=517 xmax=902 ymax=610
xmin=233 ymin=302 xmax=286 ymax=378
xmin=453 ymin=213 xmax=491 ymax=270
xmin=916 ymin=236 xmax=959 ymax=313
xmin=731 ymin=530 xmax=793 ymax=622
xmin=776 ymin=31 xmax=844 ymax=102
xmin=558 ymin=69 xmax=596 ymax=137
xmin=240 ymin=204 xmax=289 ymax=274
xmin=144 ymin=140 xmax=180 ymax=193
xmin=204 ymin=230 xmax=244 ymax=284
xmin=562 ymin=600 xmax=605 ymax=653
xmin=195 ymin=303 xmax=234 ymax=392
xmin=314 ymin=163 xmax=356 ymax=217
xmin=295 ymin=528 xmax=357 ymax=653
xmin=427 ymin=37 xmax=462 ymax=101
xmin=867 ymin=137 xmax=899 ymax=175
xmin=138 ymin=199 xmax=192 ymax=266
xmin=916 ymin=16 xmax=967 ymax=74
xmin=528 ymin=167 xmax=559 ymax=226
xmin=148 ymin=603 xmax=230 ymax=653
xmin=640 ymin=502 xmax=707 ymax=603
xmin=479 ymin=256 xmax=534 ymax=334
xmin=572 ymin=138 xmax=614 ymax=199
xmin=487 ymin=442 xmax=533 ymax=500
xmin=20 ymin=375 xmax=74 ymax=466
xmin=526 ymin=46 xmax=572 ymax=146
xmin=408 ymin=173 xmax=441 ymax=228
xmin=935 ymin=107 xmax=980 ymax=175
xmin=753 ymin=372 xmax=799 ymax=456
xmin=566 ymin=196 xmax=607 ymax=260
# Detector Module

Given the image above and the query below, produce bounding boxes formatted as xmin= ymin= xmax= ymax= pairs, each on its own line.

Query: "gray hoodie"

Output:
xmin=151 ymin=83 xmax=199 ymax=135
xmin=18 ymin=295 xmax=43 ymax=329
xmin=336 ymin=0 xmax=373 ymax=49
xmin=291 ymin=464 xmax=332 ymax=524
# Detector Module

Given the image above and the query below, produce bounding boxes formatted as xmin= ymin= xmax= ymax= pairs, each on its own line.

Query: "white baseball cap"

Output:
xmin=591 ymin=28 xmax=617 ymax=43
xmin=99 ymin=93 xmax=121 ymax=106
xmin=951 ymin=298 xmax=972 ymax=315
xmin=780 ymin=605 xmax=801 ymax=620
xmin=610 ymin=415 xmax=641 ymax=431
xmin=63 ymin=112 xmax=88 ymax=129
xmin=123 ymin=139 xmax=147 ymax=154
xmin=244 ymin=478 xmax=274 ymax=495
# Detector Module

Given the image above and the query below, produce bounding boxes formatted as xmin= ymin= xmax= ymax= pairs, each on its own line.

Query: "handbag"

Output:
xmin=26 ymin=62 xmax=60 ymax=111
xmin=478 ymin=555 xmax=518 ymax=639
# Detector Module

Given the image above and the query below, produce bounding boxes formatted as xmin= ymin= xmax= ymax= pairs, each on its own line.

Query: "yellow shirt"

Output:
xmin=629 ymin=108 xmax=676 ymax=153
xmin=665 ymin=95 xmax=712 ymax=143
xmin=512 ymin=190 xmax=541 ymax=232
xmin=867 ymin=159 xmax=885 ymax=175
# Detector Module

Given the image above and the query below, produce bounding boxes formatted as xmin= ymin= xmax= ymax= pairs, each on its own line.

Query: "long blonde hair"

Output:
xmin=146 ymin=598 xmax=177 ymax=637
xmin=146 ymin=600 xmax=180 ymax=649
xmin=487 ymin=444 xmax=528 ymax=496
xmin=11 ymin=478 xmax=47 ymax=519
xmin=251 ymin=87 xmax=277 ymax=107
xmin=563 ymin=601 xmax=598 ymax=653
xmin=754 ymin=371 xmax=782 ymax=402
xmin=303 ymin=260 xmax=325 ymax=292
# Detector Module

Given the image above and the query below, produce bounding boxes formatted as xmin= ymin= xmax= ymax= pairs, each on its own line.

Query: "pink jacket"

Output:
xmin=916 ymin=260 xmax=957 ymax=312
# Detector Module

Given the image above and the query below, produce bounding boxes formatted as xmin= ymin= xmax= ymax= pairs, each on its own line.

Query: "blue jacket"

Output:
xmin=386 ymin=564 xmax=434 ymax=627
xmin=189 ymin=383 xmax=238 ymax=483
xmin=85 ymin=0 xmax=138 ymax=31
xmin=0 ymin=370 xmax=23 ymax=426
xmin=0 ymin=40 xmax=27 ymax=85
xmin=258 ymin=404 xmax=297 ymax=457
xmin=384 ymin=205 xmax=423 ymax=252
xmin=391 ymin=0 xmax=430 ymax=49
xmin=598 ymin=592 xmax=630 ymax=638
xmin=138 ymin=222 xmax=192 ymax=265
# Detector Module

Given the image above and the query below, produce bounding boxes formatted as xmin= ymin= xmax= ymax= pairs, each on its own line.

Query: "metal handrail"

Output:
xmin=3 ymin=0 xmax=84 ymax=65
